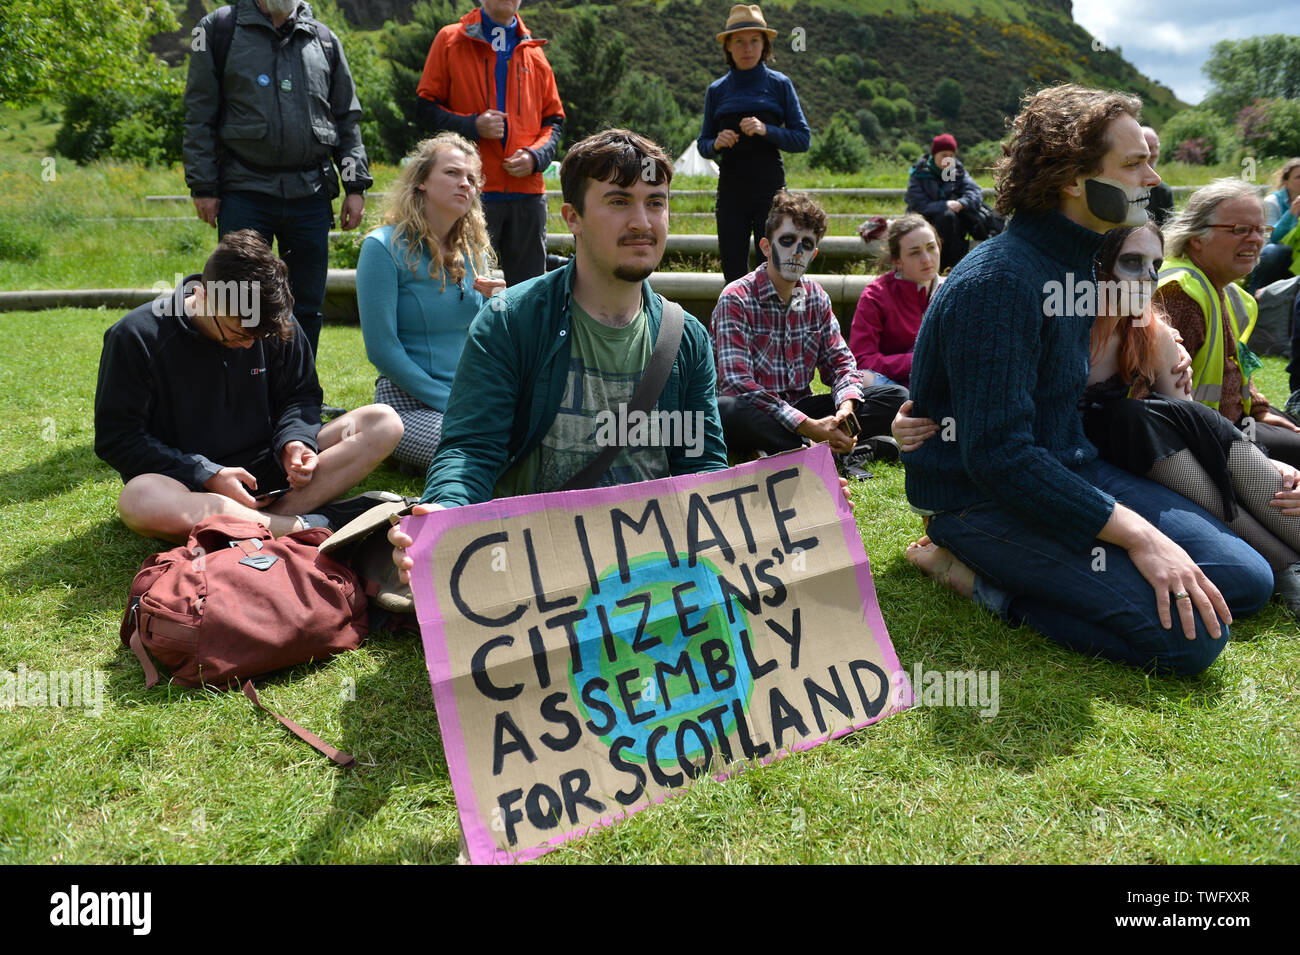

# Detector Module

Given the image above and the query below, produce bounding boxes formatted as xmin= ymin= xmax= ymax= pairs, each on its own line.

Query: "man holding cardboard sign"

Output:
xmin=389 ymin=129 xmax=729 ymax=560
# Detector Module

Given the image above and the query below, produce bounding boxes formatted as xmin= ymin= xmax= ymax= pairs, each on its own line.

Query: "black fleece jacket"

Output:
xmin=94 ymin=276 xmax=322 ymax=490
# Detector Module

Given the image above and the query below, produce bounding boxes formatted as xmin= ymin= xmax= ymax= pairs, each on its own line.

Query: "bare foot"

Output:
xmin=906 ymin=535 xmax=975 ymax=599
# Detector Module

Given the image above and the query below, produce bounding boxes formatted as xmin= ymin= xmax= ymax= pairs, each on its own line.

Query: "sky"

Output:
xmin=1072 ymin=0 xmax=1300 ymax=105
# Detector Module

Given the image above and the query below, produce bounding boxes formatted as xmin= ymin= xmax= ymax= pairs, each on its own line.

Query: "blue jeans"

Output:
xmin=927 ymin=461 xmax=1273 ymax=675
xmin=218 ymin=191 xmax=333 ymax=358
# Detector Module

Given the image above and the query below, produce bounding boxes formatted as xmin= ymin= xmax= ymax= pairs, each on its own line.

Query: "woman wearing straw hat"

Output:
xmin=697 ymin=4 xmax=811 ymax=283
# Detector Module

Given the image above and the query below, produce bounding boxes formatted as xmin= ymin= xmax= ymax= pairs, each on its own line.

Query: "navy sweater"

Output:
xmin=903 ymin=209 xmax=1117 ymax=550
xmin=696 ymin=64 xmax=810 ymax=168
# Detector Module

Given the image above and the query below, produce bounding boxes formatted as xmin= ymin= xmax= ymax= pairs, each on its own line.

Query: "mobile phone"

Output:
xmin=253 ymin=487 xmax=291 ymax=502
xmin=840 ymin=411 xmax=861 ymax=437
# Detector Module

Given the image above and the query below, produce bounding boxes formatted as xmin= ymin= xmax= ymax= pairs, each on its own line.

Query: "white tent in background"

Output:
xmin=673 ymin=143 xmax=719 ymax=178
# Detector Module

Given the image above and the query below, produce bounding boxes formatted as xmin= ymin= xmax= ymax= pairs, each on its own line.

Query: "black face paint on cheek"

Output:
xmin=1084 ymin=178 xmax=1130 ymax=223
xmin=768 ymin=242 xmax=783 ymax=272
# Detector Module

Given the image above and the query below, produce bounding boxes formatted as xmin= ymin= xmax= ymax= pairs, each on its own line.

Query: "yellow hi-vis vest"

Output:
xmin=1156 ymin=256 xmax=1258 ymax=414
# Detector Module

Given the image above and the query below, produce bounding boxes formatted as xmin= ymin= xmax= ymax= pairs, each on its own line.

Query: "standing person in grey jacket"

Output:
xmin=184 ymin=0 xmax=372 ymax=366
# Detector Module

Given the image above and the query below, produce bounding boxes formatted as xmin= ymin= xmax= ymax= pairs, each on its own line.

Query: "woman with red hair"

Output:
xmin=904 ymin=221 xmax=1300 ymax=616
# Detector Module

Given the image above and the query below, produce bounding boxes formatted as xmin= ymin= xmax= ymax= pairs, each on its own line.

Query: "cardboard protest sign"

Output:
xmin=406 ymin=444 xmax=912 ymax=864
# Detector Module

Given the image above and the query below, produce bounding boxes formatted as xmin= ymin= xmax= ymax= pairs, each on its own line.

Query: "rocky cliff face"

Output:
xmin=334 ymin=0 xmax=413 ymax=29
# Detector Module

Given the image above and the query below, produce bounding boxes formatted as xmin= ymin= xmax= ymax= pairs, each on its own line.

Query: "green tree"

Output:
xmin=833 ymin=53 xmax=862 ymax=85
xmin=53 ymin=67 xmax=184 ymax=166
xmin=548 ymin=9 xmax=627 ymax=146
xmin=369 ymin=0 xmax=461 ymax=162
xmin=871 ymin=96 xmax=897 ymax=127
xmin=887 ymin=80 xmax=910 ymax=101
xmin=0 ymin=0 xmax=178 ymax=105
xmin=934 ymin=77 xmax=964 ymax=119
xmin=893 ymin=98 xmax=916 ymax=127
xmin=1249 ymin=98 xmax=1300 ymax=159
xmin=610 ymin=70 xmax=694 ymax=157
xmin=855 ymin=108 xmax=884 ymax=145
xmin=1203 ymin=35 xmax=1300 ymax=120
xmin=808 ymin=112 xmax=868 ymax=174
xmin=1162 ymin=108 xmax=1233 ymax=165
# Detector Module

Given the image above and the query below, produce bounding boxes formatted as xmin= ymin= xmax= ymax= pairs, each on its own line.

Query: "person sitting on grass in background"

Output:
xmin=711 ymin=189 xmax=908 ymax=463
xmin=358 ymin=133 xmax=505 ymax=475
xmin=95 ymin=230 xmax=403 ymax=543
xmin=905 ymin=134 xmax=985 ymax=273
xmin=1249 ymin=157 xmax=1300 ymax=295
xmin=897 ymin=84 xmax=1272 ymax=676
xmin=848 ymin=214 xmax=943 ymax=390
xmin=1154 ymin=179 xmax=1300 ymax=465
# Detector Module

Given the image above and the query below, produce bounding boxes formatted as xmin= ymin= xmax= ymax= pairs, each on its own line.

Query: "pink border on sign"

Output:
xmin=405 ymin=444 xmax=913 ymax=865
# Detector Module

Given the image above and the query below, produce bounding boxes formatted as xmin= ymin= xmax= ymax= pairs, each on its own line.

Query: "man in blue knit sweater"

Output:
xmin=899 ymin=85 xmax=1273 ymax=675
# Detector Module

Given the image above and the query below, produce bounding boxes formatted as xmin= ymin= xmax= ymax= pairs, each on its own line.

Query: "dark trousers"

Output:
xmin=716 ymin=167 xmax=784 ymax=283
xmin=718 ymin=384 xmax=909 ymax=457
xmin=219 ymin=191 xmax=332 ymax=359
xmin=1248 ymin=243 xmax=1294 ymax=294
xmin=1254 ymin=418 xmax=1300 ymax=469
xmin=484 ymin=194 xmax=548 ymax=287
xmin=926 ymin=207 xmax=971 ymax=273
xmin=1290 ymin=287 xmax=1300 ymax=394
xmin=928 ymin=460 xmax=1272 ymax=675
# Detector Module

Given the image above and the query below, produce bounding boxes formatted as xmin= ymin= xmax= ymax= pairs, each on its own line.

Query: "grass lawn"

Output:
xmin=0 ymin=309 xmax=1296 ymax=864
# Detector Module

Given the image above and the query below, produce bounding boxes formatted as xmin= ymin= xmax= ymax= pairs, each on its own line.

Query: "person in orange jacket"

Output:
xmin=417 ymin=1 xmax=564 ymax=286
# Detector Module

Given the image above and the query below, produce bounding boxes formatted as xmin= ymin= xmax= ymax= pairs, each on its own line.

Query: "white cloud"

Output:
xmin=1072 ymin=0 xmax=1300 ymax=104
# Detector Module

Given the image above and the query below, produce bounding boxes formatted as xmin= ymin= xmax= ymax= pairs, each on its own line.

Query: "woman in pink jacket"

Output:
xmin=849 ymin=214 xmax=942 ymax=389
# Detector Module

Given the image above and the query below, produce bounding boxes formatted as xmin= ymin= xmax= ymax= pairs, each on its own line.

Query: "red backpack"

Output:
xmin=120 ymin=516 xmax=368 ymax=765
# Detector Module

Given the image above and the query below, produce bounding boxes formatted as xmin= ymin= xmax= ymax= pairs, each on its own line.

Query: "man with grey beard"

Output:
xmin=184 ymin=0 xmax=371 ymax=375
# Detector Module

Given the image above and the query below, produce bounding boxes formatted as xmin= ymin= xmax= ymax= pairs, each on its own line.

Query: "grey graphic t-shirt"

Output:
xmin=495 ymin=300 xmax=671 ymax=496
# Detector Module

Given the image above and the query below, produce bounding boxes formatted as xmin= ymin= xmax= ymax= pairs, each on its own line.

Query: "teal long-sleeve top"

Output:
xmin=1267 ymin=187 xmax=1298 ymax=244
xmin=357 ymin=224 xmax=486 ymax=412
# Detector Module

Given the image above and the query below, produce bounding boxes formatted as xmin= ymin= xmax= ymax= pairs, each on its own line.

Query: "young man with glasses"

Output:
xmin=710 ymin=189 xmax=908 ymax=461
xmin=1155 ymin=179 xmax=1300 ymax=467
xmin=95 ymin=230 xmax=403 ymax=542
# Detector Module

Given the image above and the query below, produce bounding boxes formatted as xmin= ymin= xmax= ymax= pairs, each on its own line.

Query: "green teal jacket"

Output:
xmin=422 ymin=259 xmax=729 ymax=505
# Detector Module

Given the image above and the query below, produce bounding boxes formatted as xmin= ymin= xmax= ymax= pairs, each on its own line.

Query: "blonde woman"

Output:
xmin=358 ymin=134 xmax=506 ymax=472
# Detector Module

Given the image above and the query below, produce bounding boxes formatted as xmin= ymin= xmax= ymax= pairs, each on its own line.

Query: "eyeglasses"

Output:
xmin=212 ymin=314 xmax=259 ymax=345
xmin=1207 ymin=224 xmax=1269 ymax=238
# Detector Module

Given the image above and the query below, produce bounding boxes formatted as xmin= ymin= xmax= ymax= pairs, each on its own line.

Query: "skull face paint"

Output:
xmin=1109 ymin=226 xmax=1162 ymax=317
xmin=768 ymin=225 xmax=818 ymax=282
xmin=1085 ymin=177 xmax=1151 ymax=227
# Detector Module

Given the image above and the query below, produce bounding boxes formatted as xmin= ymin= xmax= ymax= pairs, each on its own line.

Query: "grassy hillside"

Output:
xmin=160 ymin=0 xmax=1184 ymax=153
xmin=506 ymin=0 xmax=1183 ymax=147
